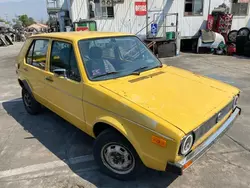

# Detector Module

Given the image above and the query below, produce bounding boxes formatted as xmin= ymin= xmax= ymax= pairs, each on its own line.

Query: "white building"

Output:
xmin=68 ymin=0 xmax=250 ymax=39
xmin=47 ymin=0 xmax=71 ymax=31
xmin=47 ymin=0 xmax=250 ymax=39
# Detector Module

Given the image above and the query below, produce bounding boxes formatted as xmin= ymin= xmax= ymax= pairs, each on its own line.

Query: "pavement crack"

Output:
xmin=226 ymin=134 xmax=250 ymax=153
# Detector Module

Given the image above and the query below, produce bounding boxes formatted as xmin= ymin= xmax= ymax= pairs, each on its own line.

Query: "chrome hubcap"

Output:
xmin=101 ymin=143 xmax=135 ymax=174
xmin=24 ymin=93 xmax=32 ymax=108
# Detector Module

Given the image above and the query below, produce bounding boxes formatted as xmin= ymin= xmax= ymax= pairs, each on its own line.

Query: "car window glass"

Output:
xmin=79 ymin=36 xmax=161 ymax=81
xmin=32 ymin=40 xmax=49 ymax=70
xmin=89 ymin=39 xmax=115 ymax=59
xmin=26 ymin=42 xmax=35 ymax=65
xmin=26 ymin=39 xmax=48 ymax=70
xmin=117 ymin=38 xmax=147 ymax=62
xmin=50 ymin=41 xmax=81 ymax=82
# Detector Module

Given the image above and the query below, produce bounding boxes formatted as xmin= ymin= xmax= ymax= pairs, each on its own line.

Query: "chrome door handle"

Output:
xmin=45 ymin=76 xmax=53 ymax=82
xmin=23 ymin=68 xmax=28 ymax=72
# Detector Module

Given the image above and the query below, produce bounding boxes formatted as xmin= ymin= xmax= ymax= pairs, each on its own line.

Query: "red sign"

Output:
xmin=135 ymin=2 xmax=147 ymax=16
xmin=76 ymin=27 xmax=89 ymax=31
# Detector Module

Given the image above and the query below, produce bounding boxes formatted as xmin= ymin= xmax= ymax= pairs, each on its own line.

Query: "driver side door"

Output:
xmin=44 ymin=40 xmax=86 ymax=131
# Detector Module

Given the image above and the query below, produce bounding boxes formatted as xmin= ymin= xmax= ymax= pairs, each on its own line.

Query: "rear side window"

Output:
xmin=26 ymin=39 xmax=49 ymax=70
xmin=50 ymin=41 xmax=81 ymax=82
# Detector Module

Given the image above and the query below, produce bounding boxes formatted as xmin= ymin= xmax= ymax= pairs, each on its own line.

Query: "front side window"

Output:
xmin=184 ymin=0 xmax=203 ymax=16
xmin=50 ymin=41 xmax=81 ymax=82
xmin=26 ymin=39 xmax=49 ymax=70
xmin=78 ymin=36 xmax=162 ymax=81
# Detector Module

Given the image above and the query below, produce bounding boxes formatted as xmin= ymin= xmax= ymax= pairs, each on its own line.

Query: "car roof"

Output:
xmin=30 ymin=31 xmax=134 ymax=41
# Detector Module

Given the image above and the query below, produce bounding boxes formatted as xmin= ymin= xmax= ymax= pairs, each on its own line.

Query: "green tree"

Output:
xmin=17 ymin=14 xmax=36 ymax=27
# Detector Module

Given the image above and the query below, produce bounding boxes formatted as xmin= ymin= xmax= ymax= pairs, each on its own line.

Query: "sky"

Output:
xmin=0 ymin=0 xmax=48 ymax=22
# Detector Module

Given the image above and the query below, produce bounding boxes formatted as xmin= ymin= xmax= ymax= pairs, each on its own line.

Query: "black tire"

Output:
xmin=244 ymin=44 xmax=250 ymax=57
xmin=237 ymin=27 xmax=250 ymax=37
xmin=22 ymin=88 xmax=42 ymax=115
xmin=93 ymin=129 xmax=145 ymax=180
xmin=227 ymin=30 xmax=238 ymax=43
xmin=236 ymin=36 xmax=248 ymax=55
xmin=248 ymin=32 xmax=250 ymax=41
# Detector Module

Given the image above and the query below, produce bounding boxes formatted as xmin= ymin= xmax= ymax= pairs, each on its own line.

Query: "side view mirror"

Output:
xmin=53 ymin=68 xmax=67 ymax=77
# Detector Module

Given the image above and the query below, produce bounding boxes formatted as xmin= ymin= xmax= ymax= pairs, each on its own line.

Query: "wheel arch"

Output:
xmin=18 ymin=79 xmax=34 ymax=97
xmin=93 ymin=117 xmax=127 ymax=138
xmin=92 ymin=116 xmax=145 ymax=165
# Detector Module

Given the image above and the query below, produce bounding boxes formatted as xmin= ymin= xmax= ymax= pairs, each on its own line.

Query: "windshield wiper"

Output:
xmin=151 ymin=64 xmax=163 ymax=69
xmin=92 ymin=71 xmax=119 ymax=79
xmin=130 ymin=66 xmax=149 ymax=75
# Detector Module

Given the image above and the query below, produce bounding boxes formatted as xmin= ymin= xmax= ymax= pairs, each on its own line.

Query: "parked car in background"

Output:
xmin=16 ymin=31 xmax=241 ymax=180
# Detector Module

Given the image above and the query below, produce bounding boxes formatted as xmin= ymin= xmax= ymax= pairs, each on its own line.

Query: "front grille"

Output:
xmin=194 ymin=99 xmax=234 ymax=141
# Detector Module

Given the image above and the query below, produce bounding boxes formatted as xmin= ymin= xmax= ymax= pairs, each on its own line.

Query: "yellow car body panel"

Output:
xmin=16 ymin=32 xmax=240 ymax=173
xmin=99 ymin=65 xmax=239 ymax=134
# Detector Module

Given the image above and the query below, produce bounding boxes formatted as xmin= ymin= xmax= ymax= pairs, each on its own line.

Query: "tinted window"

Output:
xmin=50 ymin=41 xmax=81 ymax=82
xmin=26 ymin=39 xmax=49 ymax=70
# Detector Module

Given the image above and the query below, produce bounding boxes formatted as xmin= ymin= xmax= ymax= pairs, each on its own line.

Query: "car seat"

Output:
xmin=59 ymin=47 xmax=71 ymax=69
xmin=86 ymin=46 xmax=106 ymax=76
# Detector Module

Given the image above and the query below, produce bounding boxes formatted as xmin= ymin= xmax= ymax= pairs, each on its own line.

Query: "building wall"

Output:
xmin=94 ymin=0 xmax=147 ymax=35
xmin=70 ymin=0 xmax=88 ymax=21
xmin=231 ymin=3 xmax=250 ymax=30
xmin=69 ymin=0 xmax=250 ymax=38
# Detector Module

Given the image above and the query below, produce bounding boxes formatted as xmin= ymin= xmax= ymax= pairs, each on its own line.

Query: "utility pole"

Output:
xmin=145 ymin=0 xmax=149 ymax=38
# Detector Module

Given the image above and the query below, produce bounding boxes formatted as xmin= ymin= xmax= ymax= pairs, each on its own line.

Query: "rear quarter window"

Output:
xmin=26 ymin=39 xmax=49 ymax=70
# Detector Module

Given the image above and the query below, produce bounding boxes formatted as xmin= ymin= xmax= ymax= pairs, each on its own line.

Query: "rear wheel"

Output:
xmin=237 ymin=27 xmax=250 ymax=37
xmin=93 ymin=129 xmax=145 ymax=180
xmin=22 ymin=88 xmax=42 ymax=115
xmin=227 ymin=30 xmax=238 ymax=43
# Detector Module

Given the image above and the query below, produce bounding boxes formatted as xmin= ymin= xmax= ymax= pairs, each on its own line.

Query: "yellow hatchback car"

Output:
xmin=16 ymin=32 xmax=241 ymax=180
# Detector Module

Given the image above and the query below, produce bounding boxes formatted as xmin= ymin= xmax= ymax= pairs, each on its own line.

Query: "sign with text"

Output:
xmin=135 ymin=2 xmax=147 ymax=16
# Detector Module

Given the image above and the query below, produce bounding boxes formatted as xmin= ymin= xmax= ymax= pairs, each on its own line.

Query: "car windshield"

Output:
xmin=78 ymin=36 xmax=162 ymax=81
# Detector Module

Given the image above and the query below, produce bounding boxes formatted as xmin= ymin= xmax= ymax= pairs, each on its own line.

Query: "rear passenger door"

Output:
xmin=44 ymin=40 xmax=86 ymax=131
xmin=24 ymin=39 xmax=49 ymax=103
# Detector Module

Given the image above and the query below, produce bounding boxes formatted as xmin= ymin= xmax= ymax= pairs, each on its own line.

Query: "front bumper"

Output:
xmin=166 ymin=107 xmax=241 ymax=175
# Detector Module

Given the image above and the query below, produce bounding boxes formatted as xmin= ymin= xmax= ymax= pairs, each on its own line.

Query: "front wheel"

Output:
xmin=93 ymin=129 xmax=145 ymax=180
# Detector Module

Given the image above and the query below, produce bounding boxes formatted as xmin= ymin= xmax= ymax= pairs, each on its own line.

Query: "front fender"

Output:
xmin=94 ymin=116 xmax=128 ymax=136
xmin=91 ymin=115 xmax=173 ymax=171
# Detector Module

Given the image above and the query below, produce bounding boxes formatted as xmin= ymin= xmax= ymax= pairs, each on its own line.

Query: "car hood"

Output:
xmin=100 ymin=66 xmax=239 ymax=133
